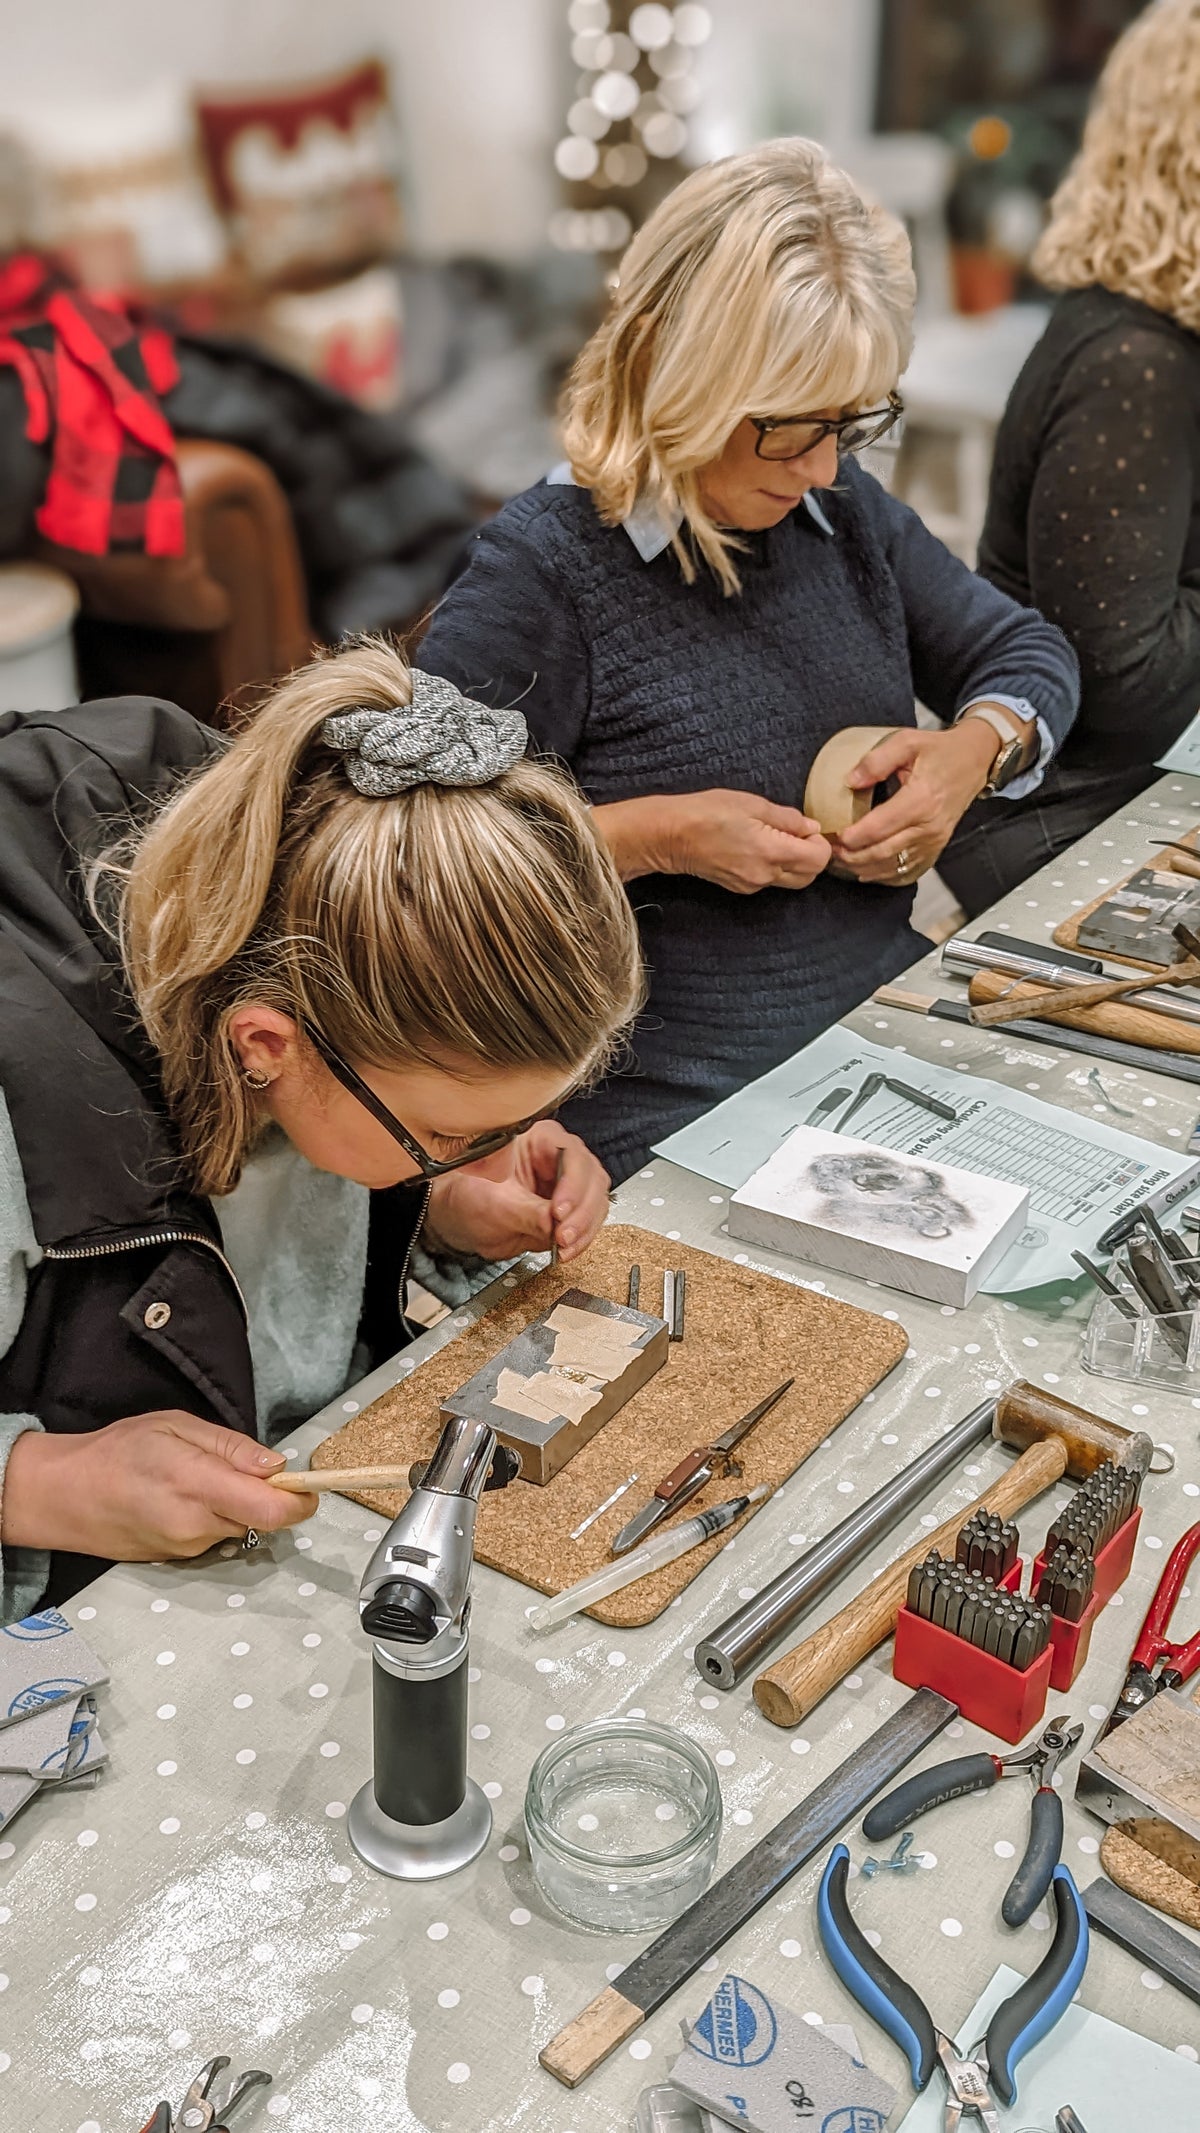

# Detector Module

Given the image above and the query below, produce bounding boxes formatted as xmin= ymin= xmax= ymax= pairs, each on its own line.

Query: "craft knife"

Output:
xmin=610 ymin=1377 xmax=794 ymax=1555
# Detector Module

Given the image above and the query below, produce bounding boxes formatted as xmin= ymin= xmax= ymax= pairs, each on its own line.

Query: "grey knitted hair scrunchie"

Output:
xmin=321 ymin=669 xmax=527 ymax=796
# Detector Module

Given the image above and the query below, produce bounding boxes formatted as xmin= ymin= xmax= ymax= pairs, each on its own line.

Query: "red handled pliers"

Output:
xmin=1108 ymin=1518 xmax=1200 ymax=1730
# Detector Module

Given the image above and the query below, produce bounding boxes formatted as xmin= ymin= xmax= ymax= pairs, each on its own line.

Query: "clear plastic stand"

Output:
xmin=1082 ymin=1289 xmax=1200 ymax=1389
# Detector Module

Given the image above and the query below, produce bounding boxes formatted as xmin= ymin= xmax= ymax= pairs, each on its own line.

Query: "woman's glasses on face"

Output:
xmin=302 ymin=1021 xmax=554 ymax=1184
xmin=751 ymin=391 xmax=904 ymax=463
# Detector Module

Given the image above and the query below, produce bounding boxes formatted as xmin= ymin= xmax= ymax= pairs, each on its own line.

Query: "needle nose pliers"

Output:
xmin=817 ymin=1844 xmax=1089 ymax=2128
xmin=861 ymin=1714 xmax=1084 ymax=1926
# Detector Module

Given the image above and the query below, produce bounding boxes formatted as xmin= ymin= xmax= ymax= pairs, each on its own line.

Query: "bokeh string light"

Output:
xmin=552 ymin=1 xmax=711 ymax=256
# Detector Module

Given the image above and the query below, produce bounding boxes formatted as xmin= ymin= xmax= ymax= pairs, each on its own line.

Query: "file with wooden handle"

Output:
xmin=968 ymin=953 xmax=1200 ymax=1030
xmin=966 ymin=967 xmax=1200 ymax=1053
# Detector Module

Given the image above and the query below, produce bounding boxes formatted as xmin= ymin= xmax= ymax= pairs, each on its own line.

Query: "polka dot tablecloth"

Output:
xmin=4 ymin=779 xmax=1200 ymax=2132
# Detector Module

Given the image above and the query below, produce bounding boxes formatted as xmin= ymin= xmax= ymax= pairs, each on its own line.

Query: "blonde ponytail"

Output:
xmin=96 ymin=640 xmax=643 ymax=1196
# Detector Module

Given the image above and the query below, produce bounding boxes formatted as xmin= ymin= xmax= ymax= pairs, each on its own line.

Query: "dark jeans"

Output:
xmin=938 ymin=760 xmax=1157 ymax=919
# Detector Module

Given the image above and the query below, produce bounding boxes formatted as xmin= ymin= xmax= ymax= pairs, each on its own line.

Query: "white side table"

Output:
xmin=0 ymin=561 xmax=80 ymax=713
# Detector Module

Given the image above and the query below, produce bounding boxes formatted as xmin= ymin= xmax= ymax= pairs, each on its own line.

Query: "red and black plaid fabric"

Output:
xmin=0 ymin=253 xmax=184 ymax=557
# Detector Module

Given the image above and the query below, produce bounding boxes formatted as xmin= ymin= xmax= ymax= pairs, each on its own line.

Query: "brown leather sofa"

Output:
xmin=39 ymin=439 xmax=316 ymax=724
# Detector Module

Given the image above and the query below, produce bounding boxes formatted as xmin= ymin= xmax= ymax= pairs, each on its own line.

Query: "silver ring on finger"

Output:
xmin=895 ymin=848 xmax=914 ymax=879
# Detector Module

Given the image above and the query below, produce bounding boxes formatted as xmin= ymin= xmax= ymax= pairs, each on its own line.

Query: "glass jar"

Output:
xmin=524 ymin=1716 xmax=722 ymax=1933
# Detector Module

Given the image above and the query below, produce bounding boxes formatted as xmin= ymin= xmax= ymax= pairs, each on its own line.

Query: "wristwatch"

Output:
xmin=955 ymin=700 xmax=1037 ymax=795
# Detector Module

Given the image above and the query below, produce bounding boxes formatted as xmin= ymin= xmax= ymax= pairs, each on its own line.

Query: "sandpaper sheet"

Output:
xmin=310 ymin=1225 xmax=908 ymax=1626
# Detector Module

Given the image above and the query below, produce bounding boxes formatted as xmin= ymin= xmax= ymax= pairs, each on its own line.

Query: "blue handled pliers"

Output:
xmin=817 ymin=1844 xmax=1089 ymax=2129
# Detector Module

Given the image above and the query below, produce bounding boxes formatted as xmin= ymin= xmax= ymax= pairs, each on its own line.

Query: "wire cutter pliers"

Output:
xmin=137 ymin=2056 xmax=272 ymax=2133
xmin=818 ymin=1845 xmax=1089 ymax=2128
xmin=1107 ymin=1517 xmax=1200 ymax=1730
xmin=861 ymin=1713 xmax=1084 ymax=1927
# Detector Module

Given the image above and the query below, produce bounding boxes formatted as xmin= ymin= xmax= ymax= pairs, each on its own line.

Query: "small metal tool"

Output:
xmin=670 ymin=1268 xmax=686 ymax=1341
xmin=882 ymin=1075 xmax=959 ymax=1123
xmin=830 ymin=1073 xmax=885 ymax=1133
xmin=1071 ymin=1249 xmax=1139 ymax=1322
xmin=626 ymin=1263 xmax=640 ymax=1309
xmin=611 ymin=1377 xmax=794 ymax=1555
xmin=805 ymin=1083 xmax=853 ymax=1126
xmin=549 ymin=1148 xmax=565 ymax=1266
xmin=1056 ymin=2108 xmax=1089 ymax=2133
xmin=167 ymin=2057 xmax=271 ymax=2132
xmin=860 ymin=1830 xmax=919 ymax=1879
xmin=569 ymin=1472 xmax=638 ymax=1541
xmin=662 ymin=1268 xmax=675 ymax=1331
xmin=1085 ymin=1066 xmax=1137 ymax=1114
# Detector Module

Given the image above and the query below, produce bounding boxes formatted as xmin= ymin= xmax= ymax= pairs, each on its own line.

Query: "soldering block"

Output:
xmin=668 ymin=1973 xmax=896 ymax=2133
xmin=728 ymin=1126 xmax=1029 ymax=1307
xmin=440 ymin=1288 xmax=669 ymax=1483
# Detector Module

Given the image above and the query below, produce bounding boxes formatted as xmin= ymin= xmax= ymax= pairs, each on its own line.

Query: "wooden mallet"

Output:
xmin=753 ymin=1382 xmax=1151 ymax=1729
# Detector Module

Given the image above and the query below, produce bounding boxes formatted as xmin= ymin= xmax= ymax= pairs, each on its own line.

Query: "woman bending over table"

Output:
xmin=940 ymin=0 xmax=1200 ymax=916
xmin=0 ymin=644 xmax=642 ymax=1619
xmin=421 ymin=138 xmax=1079 ymax=1184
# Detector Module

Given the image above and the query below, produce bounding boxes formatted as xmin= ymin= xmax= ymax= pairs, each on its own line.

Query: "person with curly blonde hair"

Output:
xmin=940 ymin=0 xmax=1200 ymax=917
xmin=422 ymin=139 xmax=1078 ymax=1181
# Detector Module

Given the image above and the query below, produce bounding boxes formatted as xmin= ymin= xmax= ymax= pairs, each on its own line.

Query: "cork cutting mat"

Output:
xmin=311 ymin=1224 xmax=908 ymax=1626
xmin=1053 ymin=827 xmax=1200 ymax=969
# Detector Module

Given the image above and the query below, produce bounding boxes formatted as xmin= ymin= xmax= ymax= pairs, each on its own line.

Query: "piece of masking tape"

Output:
xmin=803 ymin=724 xmax=899 ymax=836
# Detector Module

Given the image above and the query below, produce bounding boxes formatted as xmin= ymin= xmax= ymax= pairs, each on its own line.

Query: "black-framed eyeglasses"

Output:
xmin=751 ymin=390 xmax=904 ymax=463
xmin=303 ymin=1021 xmax=554 ymax=1184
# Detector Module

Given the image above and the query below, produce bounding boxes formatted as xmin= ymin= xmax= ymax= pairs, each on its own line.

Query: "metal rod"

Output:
xmin=941 ymin=937 xmax=1200 ymax=1029
xmin=691 ymin=1398 xmax=997 ymax=1690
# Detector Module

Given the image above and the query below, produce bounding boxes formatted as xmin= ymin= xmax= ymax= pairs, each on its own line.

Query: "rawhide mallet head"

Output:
xmin=993 ymin=1380 xmax=1152 ymax=1481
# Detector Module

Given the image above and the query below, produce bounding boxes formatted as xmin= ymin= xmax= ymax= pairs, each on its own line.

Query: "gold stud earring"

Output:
xmin=243 ymin=1068 xmax=271 ymax=1090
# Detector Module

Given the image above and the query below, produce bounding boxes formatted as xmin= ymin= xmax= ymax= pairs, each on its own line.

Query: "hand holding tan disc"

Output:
xmin=802 ymin=726 xmax=901 ymax=836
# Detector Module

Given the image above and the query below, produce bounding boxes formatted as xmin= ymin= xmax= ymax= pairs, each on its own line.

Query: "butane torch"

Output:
xmin=347 ymin=1413 xmax=518 ymax=1880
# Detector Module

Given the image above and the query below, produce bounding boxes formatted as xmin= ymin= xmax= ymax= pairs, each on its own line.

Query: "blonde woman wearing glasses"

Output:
xmin=422 ymin=140 xmax=1079 ymax=1183
xmin=0 ymin=644 xmax=641 ymax=1615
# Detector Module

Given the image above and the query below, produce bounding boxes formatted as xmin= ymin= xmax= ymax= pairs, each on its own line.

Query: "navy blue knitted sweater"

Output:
xmin=420 ymin=460 xmax=1078 ymax=1181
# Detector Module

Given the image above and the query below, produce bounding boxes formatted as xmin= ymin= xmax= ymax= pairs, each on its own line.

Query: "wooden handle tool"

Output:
xmin=966 ymin=967 xmax=1200 ymax=1053
xmin=268 ymin=1465 xmax=411 ymax=1494
xmin=753 ymin=1436 xmax=1068 ymax=1728
xmin=968 ymin=954 xmax=1200 ymax=1030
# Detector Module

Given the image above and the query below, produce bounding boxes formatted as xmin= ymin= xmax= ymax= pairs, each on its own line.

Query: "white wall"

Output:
xmin=694 ymin=0 xmax=880 ymax=160
xmin=0 ymin=0 xmax=560 ymax=258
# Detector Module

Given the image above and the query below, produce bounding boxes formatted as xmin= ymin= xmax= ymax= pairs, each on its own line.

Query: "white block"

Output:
xmin=728 ymin=1126 xmax=1029 ymax=1308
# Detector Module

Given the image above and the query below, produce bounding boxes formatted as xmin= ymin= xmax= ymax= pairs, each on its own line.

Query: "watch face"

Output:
xmin=987 ymin=736 xmax=1026 ymax=791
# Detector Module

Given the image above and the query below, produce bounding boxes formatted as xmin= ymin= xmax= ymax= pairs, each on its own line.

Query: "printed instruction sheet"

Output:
xmin=655 ymin=1030 xmax=1194 ymax=1293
